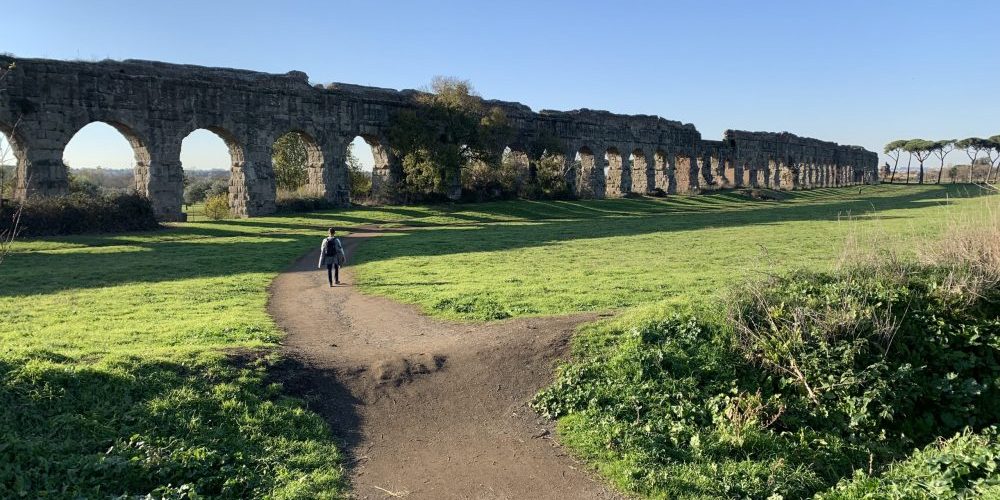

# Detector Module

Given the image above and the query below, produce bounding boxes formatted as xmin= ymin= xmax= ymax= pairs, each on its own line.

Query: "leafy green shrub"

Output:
xmin=535 ymin=312 xmax=836 ymax=498
xmin=534 ymin=262 xmax=1000 ymax=499
xmin=461 ymin=158 xmax=519 ymax=202
xmin=274 ymin=194 xmax=336 ymax=213
xmin=521 ymin=154 xmax=573 ymax=200
xmin=203 ymin=194 xmax=231 ymax=220
xmin=68 ymin=174 xmax=103 ymax=197
xmin=206 ymin=180 xmax=228 ymax=198
xmin=350 ymin=169 xmax=372 ymax=201
xmin=819 ymin=427 xmax=1000 ymax=499
xmin=184 ymin=178 xmax=228 ymax=206
xmin=0 ymin=193 xmax=159 ymax=236
xmin=731 ymin=267 xmax=1000 ymax=451
xmin=400 ymin=149 xmax=452 ymax=202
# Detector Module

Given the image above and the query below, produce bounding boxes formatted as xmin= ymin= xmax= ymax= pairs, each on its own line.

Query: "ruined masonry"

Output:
xmin=0 ymin=56 xmax=879 ymax=220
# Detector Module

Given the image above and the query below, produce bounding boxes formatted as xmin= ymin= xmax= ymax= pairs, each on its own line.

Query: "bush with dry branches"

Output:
xmin=728 ymin=207 xmax=1000 ymax=450
xmin=919 ymin=199 xmax=1000 ymax=302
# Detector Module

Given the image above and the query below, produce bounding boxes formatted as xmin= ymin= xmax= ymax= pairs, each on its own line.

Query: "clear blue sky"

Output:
xmin=3 ymin=0 xmax=999 ymax=171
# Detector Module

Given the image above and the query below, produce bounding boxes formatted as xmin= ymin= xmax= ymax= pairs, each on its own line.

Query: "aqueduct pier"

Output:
xmin=0 ymin=56 xmax=878 ymax=220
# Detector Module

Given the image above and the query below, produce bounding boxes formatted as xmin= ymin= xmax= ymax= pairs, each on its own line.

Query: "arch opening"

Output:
xmin=604 ymin=147 xmax=624 ymax=198
xmin=767 ymin=157 xmax=782 ymax=189
xmin=742 ymin=161 xmax=755 ymax=187
xmin=62 ymin=121 xmax=149 ymax=198
xmin=0 ymin=125 xmax=23 ymax=206
xmin=674 ymin=153 xmax=694 ymax=194
xmin=271 ymin=130 xmax=325 ymax=203
xmin=348 ymin=135 xmax=377 ymax=203
xmin=653 ymin=150 xmax=669 ymax=194
xmin=629 ymin=149 xmax=649 ymax=195
xmin=706 ymin=154 xmax=723 ymax=189
xmin=777 ymin=157 xmax=797 ymax=190
xmin=180 ymin=128 xmax=243 ymax=218
xmin=723 ymin=156 xmax=738 ymax=188
xmin=575 ymin=146 xmax=596 ymax=198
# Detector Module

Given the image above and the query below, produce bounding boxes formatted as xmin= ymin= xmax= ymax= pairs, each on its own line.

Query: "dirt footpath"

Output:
xmin=268 ymin=229 xmax=624 ymax=499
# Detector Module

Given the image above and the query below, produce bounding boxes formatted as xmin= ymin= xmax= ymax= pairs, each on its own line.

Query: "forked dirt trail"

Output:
xmin=268 ymin=229 xmax=623 ymax=499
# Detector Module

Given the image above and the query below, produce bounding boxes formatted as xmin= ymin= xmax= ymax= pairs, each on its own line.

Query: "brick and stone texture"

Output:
xmin=0 ymin=56 xmax=879 ymax=220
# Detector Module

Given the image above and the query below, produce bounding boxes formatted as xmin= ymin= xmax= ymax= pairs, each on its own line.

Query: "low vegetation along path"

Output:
xmin=268 ymin=228 xmax=622 ymax=499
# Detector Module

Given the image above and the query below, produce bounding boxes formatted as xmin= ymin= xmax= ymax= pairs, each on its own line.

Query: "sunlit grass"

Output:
xmin=350 ymin=184 xmax=995 ymax=320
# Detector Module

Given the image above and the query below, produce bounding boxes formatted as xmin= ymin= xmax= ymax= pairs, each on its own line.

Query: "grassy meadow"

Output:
xmin=1 ymin=183 xmax=995 ymax=497
xmin=350 ymin=184 xmax=995 ymax=320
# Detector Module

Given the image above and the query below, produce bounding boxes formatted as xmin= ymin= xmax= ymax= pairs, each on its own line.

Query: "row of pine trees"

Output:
xmin=883 ymin=136 xmax=1000 ymax=184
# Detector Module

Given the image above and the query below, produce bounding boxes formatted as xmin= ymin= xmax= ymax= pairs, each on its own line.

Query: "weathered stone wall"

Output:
xmin=0 ymin=56 xmax=879 ymax=220
xmin=716 ymin=130 xmax=879 ymax=191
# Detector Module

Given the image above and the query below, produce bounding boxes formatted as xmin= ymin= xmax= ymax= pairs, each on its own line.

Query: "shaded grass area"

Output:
xmin=0 ymin=184 xmax=992 ymax=496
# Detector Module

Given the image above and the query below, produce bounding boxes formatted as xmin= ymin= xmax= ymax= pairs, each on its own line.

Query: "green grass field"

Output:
xmin=349 ymin=185 xmax=996 ymax=320
xmin=1 ymin=184 xmax=994 ymax=497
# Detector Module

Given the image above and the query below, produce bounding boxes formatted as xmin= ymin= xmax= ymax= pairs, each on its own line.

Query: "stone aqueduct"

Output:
xmin=0 ymin=56 xmax=878 ymax=220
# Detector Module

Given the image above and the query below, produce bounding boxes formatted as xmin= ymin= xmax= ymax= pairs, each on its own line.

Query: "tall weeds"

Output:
xmin=919 ymin=197 xmax=1000 ymax=301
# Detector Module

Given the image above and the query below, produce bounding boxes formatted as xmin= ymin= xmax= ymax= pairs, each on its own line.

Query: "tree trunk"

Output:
xmin=937 ymin=159 xmax=945 ymax=184
xmin=889 ymin=157 xmax=899 ymax=183
xmin=917 ymin=160 xmax=924 ymax=184
xmin=904 ymin=154 xmax=912 ymax=184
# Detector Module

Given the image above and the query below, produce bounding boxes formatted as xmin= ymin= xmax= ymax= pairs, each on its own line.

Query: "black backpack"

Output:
xmin=325 ymin=237 xmax=339 ymax=258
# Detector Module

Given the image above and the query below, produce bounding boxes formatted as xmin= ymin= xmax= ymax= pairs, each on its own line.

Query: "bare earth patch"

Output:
xmin=268 ymin=229 xmax=623 ymax=499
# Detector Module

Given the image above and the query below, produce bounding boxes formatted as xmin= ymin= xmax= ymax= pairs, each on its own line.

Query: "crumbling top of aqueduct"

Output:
xmin=0 ymin=56 xmax=878 ymax=220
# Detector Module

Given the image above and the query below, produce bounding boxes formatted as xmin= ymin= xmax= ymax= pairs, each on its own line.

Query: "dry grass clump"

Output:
xmin=832 ymin=195 xmax=1000 ymax=303
xmin=919 ymin=199 xmax=1000 ymax=301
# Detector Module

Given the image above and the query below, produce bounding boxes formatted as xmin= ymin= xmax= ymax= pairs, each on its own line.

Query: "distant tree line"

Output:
xmin=883 ymin=136 xmax=1000 ymax=184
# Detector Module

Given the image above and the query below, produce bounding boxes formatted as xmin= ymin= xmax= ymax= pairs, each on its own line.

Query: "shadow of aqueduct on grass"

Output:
xmin=2 ymin=184 xmax=990 ymax=302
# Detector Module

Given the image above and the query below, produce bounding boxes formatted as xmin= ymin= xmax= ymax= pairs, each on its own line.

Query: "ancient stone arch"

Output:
xmin=603 ymin=146 xmax=626 ymax=198
xmin=653 ymin=149 xmax=670 ymax=193
xmin=64 ymin=119 xmax=156 ymax=198
xmin=574 ymin=146 xmax=598 ymax=198
xmin=272 ymin=129 xmax=326 ymax=198
xmin=629 ymin=148 xmax=651 ymax=195
xmin=673 ymin=151 xmax=696 ymax=194
xmin=179 ymin=126 xmax=264 ymax=217
xmin=0 ymin=56 xmax=879 ymax=219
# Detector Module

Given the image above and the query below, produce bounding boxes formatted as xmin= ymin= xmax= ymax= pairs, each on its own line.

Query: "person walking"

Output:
xmin=318 ymin=227 xmax=347 ymax=286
